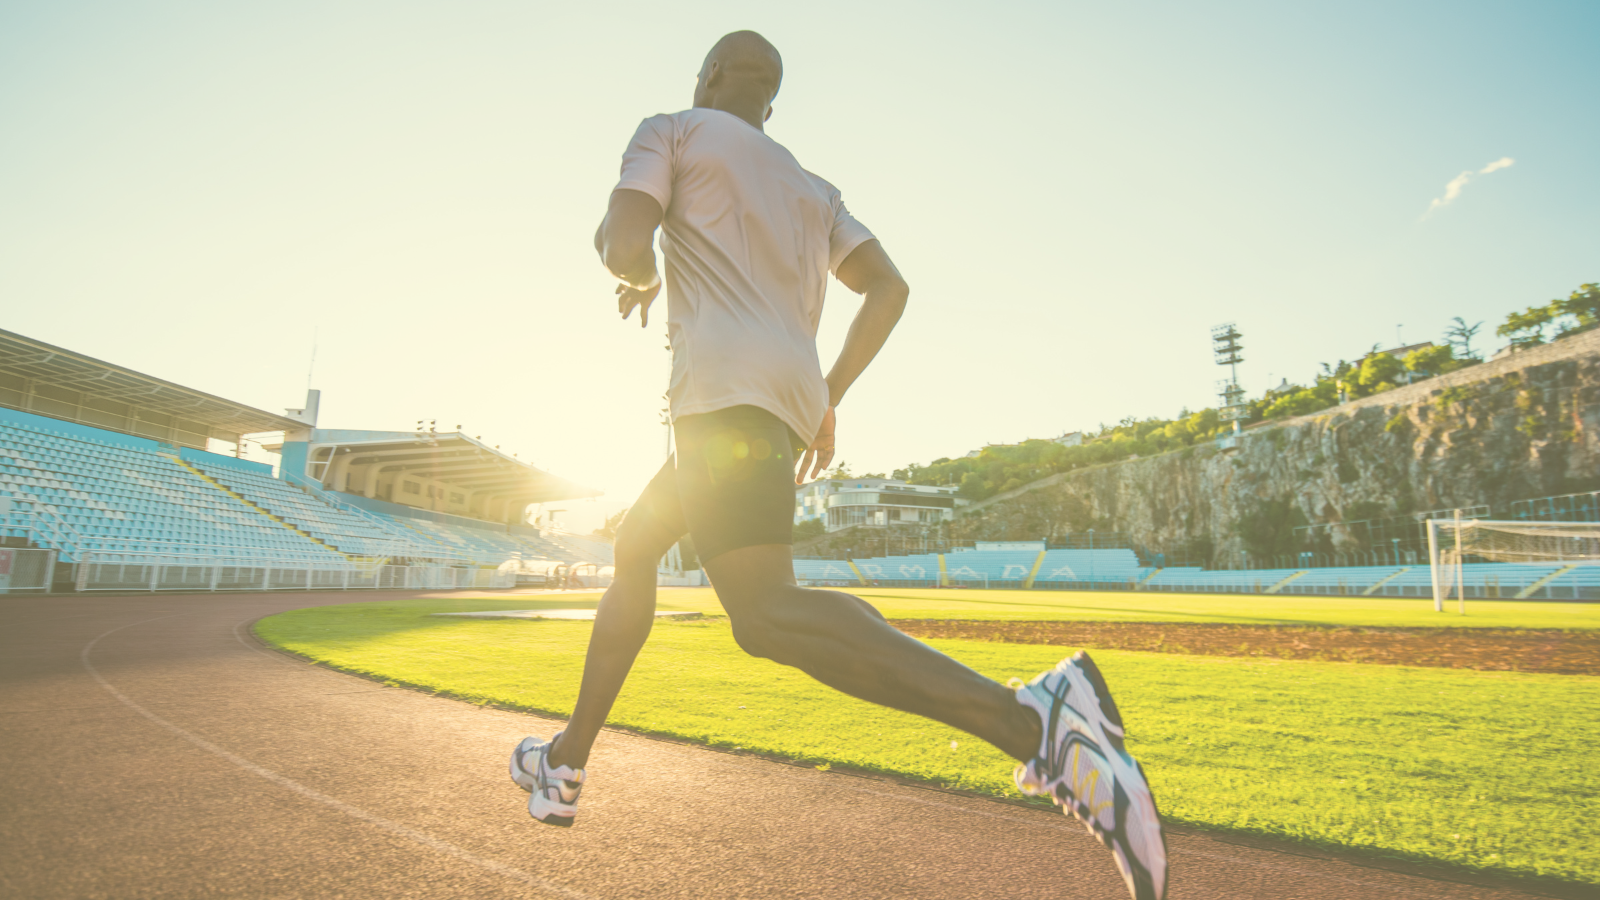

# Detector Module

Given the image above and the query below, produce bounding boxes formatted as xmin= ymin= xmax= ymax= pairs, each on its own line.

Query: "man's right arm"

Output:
xmin=796 ymin=239 xmax=909 ymax=482
xmin=595 ymin=189 xmax=666 ymax=326
xmin=826 ymin=239 xmax=909 ymax=409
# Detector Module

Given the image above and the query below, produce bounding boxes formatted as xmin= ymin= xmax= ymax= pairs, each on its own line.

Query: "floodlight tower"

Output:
xmin=1211 ymin=323 xmax=1246 ymax=436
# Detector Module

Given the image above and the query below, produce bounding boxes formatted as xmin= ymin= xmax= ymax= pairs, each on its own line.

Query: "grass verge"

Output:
xmin=257 ymin=594 xmax=1600 ymax=884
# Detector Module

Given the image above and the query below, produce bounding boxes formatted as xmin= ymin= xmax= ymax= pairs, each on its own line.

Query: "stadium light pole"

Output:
xmin=1211 ymin=323 xmax=1246 ymax=438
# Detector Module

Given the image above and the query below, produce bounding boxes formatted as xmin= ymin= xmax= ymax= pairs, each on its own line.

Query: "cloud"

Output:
xmin=1425 ymin=157 xmax=1515 ymax=216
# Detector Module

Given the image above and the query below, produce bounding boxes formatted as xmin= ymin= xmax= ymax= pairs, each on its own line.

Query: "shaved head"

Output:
xmin=694 ymin=31 xmax=783 ymax=125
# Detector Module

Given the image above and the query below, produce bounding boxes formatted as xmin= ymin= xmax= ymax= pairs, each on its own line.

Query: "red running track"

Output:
xmin=0 ymin=591 xmax=1579 ymax=900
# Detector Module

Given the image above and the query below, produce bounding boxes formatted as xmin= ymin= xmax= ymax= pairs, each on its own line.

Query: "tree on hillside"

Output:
xmin=1403 ymin=344 xmax=1475 ymax=380
xmin=1264 ymin=384 xmax=1334 ymax=418
xmin=1498 ymin=304 xmax=1558 ymax=347
xmin=1498 ymin=283 xmax=1600 ymax=348
xmin=793 ymin=517 xmax=827 ymax=541
xmin=1356 ymin=352 xmax=1404 ymax=396
xmin=1554 ymin=283 xmax=1600 ymax=337
xmin=1445 ymin=317 xmax=1484 ymax=360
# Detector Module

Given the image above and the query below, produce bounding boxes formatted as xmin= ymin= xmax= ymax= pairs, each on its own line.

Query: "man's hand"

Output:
xmin=596 ymin=189 xmax=665 ymax=325
xmin=796 ymin=406 xmax=836 ymax=484
xmin=617 ymin=279 xmax=661 ymax=327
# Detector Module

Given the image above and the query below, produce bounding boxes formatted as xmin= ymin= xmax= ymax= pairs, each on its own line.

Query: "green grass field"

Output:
xmin=256 ymin=590 xmax=1600 ymax=884
xmin=657 ymin=586 xmax=1600 ymax=628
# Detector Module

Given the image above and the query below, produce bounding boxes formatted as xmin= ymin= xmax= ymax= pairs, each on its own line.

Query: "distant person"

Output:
xmin=509 ymin=31 xmax=1166 ymax=899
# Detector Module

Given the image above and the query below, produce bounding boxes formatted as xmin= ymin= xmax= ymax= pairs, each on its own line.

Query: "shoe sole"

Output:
xmin=529 ymin=793 xmax=576 ymax=827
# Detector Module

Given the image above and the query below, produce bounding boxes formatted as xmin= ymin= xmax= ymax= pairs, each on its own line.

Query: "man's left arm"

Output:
xmin=595 ymin=189 xmax=666 ymax=326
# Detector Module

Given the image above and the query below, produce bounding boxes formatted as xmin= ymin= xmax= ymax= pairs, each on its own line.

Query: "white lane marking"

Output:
xmin=82 ymin=614 xmax=588 ymax=900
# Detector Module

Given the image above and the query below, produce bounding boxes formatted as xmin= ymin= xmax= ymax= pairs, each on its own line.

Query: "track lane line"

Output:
xmin=82 ymin=613 xmax=589 ymax=900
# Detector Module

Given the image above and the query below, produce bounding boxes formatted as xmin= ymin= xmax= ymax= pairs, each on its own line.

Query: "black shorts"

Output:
xmin=629 ymin=405 xmax=806 ymax=564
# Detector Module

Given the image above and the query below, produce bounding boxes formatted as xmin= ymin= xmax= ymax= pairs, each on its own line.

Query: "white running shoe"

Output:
xmin=510 ymin=732 xmax=585 ymax=827
xmin=1013 ymin=651 xmax=1167 ymax=900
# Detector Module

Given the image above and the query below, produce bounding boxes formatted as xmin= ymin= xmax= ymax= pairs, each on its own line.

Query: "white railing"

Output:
xmin=7 ymin=497 xmax=88 ymax=560
xmin=73 ymin=550 xmax=513 ymax=593
xmin=0 ymin=547 xmax=57 ymax=592
xmin=71 ymin=537 xmax=344 ymax=563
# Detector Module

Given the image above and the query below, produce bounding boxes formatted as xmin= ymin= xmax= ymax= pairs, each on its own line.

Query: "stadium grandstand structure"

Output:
xmin=0 ymin=328 xmax=611 ymax=593
xmin=795 ymin=546 xmax=1599 ymax=600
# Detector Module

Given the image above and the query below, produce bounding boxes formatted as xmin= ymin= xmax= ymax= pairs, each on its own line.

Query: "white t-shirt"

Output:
xmin=613 ymin=108 xmax=875 ymax=445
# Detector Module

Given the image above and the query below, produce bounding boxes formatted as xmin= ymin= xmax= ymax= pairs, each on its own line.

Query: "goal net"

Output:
xmin=1428 ymin=518 xmax=1600 ymax=611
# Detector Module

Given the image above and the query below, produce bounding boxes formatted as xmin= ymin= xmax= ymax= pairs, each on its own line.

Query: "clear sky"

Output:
xmin=2 ymin=1 xmax=1595 ymax=531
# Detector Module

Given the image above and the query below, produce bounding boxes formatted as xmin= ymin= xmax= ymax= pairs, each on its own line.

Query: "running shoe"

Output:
xmin=1012 ymin=651 xmax=1167 ymax=900
xmin=510 ymin=732 xmax=585 ymax=827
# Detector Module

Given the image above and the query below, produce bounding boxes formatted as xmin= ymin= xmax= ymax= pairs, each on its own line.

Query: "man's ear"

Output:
xmin=764 ymin=105 xmax=773 ymax=122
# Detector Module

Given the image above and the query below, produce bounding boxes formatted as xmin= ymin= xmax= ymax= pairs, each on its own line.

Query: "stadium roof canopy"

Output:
xmin=0 ymin=328 xmax=301 ymax=450
xmin=301 ymin=429 xmax=600 ymax=522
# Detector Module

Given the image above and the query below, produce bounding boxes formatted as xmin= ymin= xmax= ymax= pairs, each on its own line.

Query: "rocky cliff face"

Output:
xmin=949 ymin=330 xmax=1600 ymax=566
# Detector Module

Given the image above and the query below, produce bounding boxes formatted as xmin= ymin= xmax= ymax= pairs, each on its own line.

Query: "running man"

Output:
xmin=510 ymin=31 xmax=1167 ymax=900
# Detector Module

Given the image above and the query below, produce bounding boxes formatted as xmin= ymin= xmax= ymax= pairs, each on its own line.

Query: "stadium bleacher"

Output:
xmin=793 ymin=558 xmax=864 ymax=585
xmin=835 ymin=548 xmax=1151 ymax=587
xmin=0 ymin=407 xmax=614 ymax=580
xmin=943 ymin=549 xmax=1041 ymax=583
xmin=394 ymin=515 xmax=538 ymax=564
xmin=184 ymin=452 xmax=423 ymax=558
xmin=1033 ymin=549 xmax=1145 ymax=584
xmin=854 ymin=553 xmax=942 ymax=583
xmin=536 ymin=530 xmax=616 ymax=566
xmin=788 ymin=549 xmax=1596 ymax=600
xmin=1143 ymin=566 xmax=1307 ymax=593
xmin=0 ymin=329 xmax=612 ymax=594
xmin=1 ymin=413 xmax=341 ymax=563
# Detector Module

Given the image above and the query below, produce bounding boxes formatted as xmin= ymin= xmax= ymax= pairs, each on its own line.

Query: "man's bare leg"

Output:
xmin=703 ymin=544 xmax=1042 ymax=762
xmin=546 ymin=513 xmax=682 ymax=770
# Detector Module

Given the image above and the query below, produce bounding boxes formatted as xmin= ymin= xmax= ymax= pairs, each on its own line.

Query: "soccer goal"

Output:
xmin=1427 ymin=517 xmax=1600 ymax=612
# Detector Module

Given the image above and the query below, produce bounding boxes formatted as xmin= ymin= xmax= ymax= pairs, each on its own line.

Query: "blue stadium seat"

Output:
xmin=186 ymin=454 xmax=422 ymax=558
xmin=0 ymin=416 xmax=341 ymax=563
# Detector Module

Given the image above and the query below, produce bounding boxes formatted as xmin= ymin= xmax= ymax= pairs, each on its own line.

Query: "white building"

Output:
xmin=1054 ymin=431 xmax=1084 ymax=447
xmin=795 ymin=477 xmax=961 ymax=531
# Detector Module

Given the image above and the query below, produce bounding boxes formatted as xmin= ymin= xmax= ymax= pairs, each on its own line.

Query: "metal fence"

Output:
xmin=73 ymin=551 xmax=513 ymax=593
xmin=1511 ymin=490 xmax=1600 ymax=523
xmin=0 ymin=547 xmax=56 ymax=592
